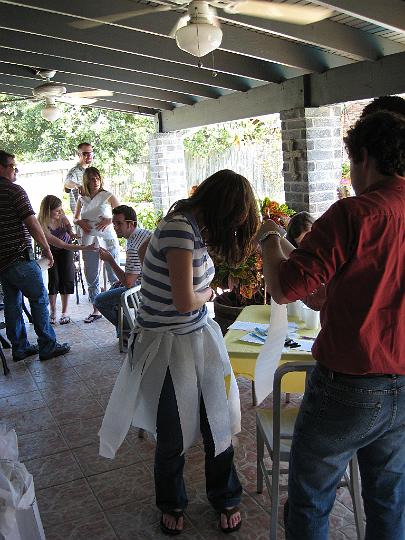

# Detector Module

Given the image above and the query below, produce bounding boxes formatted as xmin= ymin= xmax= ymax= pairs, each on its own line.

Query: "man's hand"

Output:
xmin=43 ymin=247 xmax=54 ymax=268
xmin=95 ymin=217 xmax=112 ymax=232
xmin=99 ymin=247 xmax=114 ymax=263
xmin=75 ymin=219 xmax=92 ymax=234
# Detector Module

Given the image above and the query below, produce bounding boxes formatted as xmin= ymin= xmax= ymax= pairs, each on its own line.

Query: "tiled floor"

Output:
xmin=1 ymin=295 xmax=359 ymax=539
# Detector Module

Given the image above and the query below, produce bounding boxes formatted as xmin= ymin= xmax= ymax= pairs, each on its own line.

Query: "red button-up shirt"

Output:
xmin=279 ymin=177 xmax=405 ymax=374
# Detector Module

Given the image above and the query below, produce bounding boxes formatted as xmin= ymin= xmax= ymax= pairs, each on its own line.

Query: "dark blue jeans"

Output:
xmin=155 ymin=370 xmax=242 ymax=512
xmin=287 ymin=363 xmax=405 ymax=540
xmin=0 ymin=260 xmax=57 ymax=357
xmin=94 ymin=285 xmax=127 ymax=336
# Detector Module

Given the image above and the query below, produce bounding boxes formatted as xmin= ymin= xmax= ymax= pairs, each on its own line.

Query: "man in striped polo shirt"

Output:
xmin=95 ymin=205 xmax=151 ymax=340
xmin=0 ymin=150 xmax=70 ymax=361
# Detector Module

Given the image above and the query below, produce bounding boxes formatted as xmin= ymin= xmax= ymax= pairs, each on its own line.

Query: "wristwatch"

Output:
xmin=259 ymin=230 xmax=285 ymax=244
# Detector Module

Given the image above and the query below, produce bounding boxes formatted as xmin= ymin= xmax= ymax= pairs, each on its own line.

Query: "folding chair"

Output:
xmin=118 ymin=285 xmax=141 ymax=353
xmin=256 ymin=361 xmax=364 ymax=540
xmin=73 ymin=250 xmax=86 ymax=304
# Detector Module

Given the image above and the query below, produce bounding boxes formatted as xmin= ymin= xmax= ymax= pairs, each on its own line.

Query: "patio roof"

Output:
xmin=0 ymin=0 xmax=404 ymax=130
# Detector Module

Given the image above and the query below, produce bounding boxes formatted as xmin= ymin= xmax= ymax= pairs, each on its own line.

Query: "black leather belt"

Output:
xmin=317 ymin=362 xmax=398 ymax=379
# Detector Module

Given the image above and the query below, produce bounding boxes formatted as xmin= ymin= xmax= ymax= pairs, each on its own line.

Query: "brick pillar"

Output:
xmin=148 ymin=131 xmax=188 ymax=213
xmin=280 ymin=105 xmax=343 ymax=217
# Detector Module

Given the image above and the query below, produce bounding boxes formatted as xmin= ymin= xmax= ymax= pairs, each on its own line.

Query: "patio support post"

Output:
xmin=148 ymin=131 xmax=188 ymax=213
xmin=280 ymin=105 xmax=343 ymax=216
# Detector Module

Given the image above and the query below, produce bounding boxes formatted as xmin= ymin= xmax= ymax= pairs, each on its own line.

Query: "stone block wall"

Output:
xmin=281 ymin=105 xmax=343 ymax=216
xmin=148 ymin=131 xmax=188 ymax=213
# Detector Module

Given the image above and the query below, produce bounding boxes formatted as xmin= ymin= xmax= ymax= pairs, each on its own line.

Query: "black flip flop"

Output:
xmin=160 ymin=510 xmax=184 ymax=536
xmin=84 ymin=314 xmax=102 ymax=323
xmin=219 ymin=507 xmax=242 ymax=534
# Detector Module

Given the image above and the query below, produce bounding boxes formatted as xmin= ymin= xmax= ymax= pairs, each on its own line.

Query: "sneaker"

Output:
xmin=39 ymin=342 xmax=71 ymax=361
xmin=12 ymin=344 xmax=39 ymax=362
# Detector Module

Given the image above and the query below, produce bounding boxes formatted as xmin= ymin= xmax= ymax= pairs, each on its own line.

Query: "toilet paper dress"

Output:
xmin=99 ymin=212 xmax=241 ymax=458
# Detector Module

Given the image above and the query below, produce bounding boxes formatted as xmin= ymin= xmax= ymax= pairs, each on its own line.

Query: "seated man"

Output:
xmin=95 ymin=205 xmax=151 ymax=339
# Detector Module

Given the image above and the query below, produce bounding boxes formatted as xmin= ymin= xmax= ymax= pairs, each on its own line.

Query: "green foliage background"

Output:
xmin=0 ymin=98 xmax=155 ymax=175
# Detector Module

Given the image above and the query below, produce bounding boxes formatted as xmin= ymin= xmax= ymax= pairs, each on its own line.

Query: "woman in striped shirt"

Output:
xmin=100 ymin=170 xmax=259 ymax=535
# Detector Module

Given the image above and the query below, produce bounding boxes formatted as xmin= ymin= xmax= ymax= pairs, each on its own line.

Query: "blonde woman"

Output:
xmin=38 ymin=195 xmax=95 ymax=325
xmin=74 ymin=167 xmax=120 ymax=323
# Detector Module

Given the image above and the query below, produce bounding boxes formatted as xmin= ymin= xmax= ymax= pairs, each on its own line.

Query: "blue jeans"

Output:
xmin=155 ymin=370 xmax=242 ymax=512
xmin=82 ymin=238 xmax=120 ymax=304
xmin=94 ymin=285 xmax=127 ymax=336
xmin=287 ymin=363 xmax=405 ymax=540
xmin=0 ymin=260 xmax=57 ymax=357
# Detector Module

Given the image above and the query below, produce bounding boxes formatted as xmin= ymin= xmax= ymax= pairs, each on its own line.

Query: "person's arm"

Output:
xmin=64 ymin=170 xmax=81 ymax=190
xmin=261 ymin=235 xmax=290 ymax=304
xmin=98 ymin=247 xmax=138 ymax=287
xmin=73 ymin=199 xmax=92 ymax=234
xmin=166 ymin=248 xmax=213 ymax=313
xmin=138 ymin=237 xmax=150 ymax=265
xmin=23 ymin=215 xmax=54 ymax=267
xmin=42 ymin=227 xmax=95 ymax=252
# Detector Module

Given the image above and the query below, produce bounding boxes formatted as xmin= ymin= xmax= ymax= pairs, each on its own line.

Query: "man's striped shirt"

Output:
xmin=0 ymin=178 xmax=34 ymax=272
xmin=136 ymin=212 xmax=215 ymax=334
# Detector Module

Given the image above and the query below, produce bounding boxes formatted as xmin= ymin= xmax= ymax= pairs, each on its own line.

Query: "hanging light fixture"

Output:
xmin=175 ymin=1 xmax=222 ymax=58
xmin=41 ymin=98 xmax=61 ymax=122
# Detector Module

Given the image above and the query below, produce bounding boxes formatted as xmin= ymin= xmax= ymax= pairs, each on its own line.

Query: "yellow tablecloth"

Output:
xmin=224 ymin=304 xmax=317 ymax=393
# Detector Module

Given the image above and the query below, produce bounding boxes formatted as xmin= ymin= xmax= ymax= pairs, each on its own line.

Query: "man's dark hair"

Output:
xmin=0 ymin=150 xmax=15 ymax=167
xmin=344 ymin=111 xmax=405 ymax=176
xmin=77 ymin=142 xmax=92 ymax=151
xmin=361 ymin=96 xmax=405 ymax=118
xmin=112 ymin=204 xmax=137 ymax=224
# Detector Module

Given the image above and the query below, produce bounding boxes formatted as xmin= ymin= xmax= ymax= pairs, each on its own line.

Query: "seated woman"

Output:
xmin=38 ymin=195 xmax=96 ymax=325
xmin=74 ymin=167 xmax=120 ymax=323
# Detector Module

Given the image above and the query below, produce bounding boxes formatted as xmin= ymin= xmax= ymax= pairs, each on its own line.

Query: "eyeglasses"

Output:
xmin=80 ymin=151 xmax=94 ymax=157
xmin=7 ymin=164 xmax=18 ymax=172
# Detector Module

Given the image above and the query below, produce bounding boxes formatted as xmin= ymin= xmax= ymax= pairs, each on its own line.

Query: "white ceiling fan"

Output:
xmin=0 ymin=69 xmax=113 ymax=121
xmin=70 ymin=0 xmax=333 ymax=58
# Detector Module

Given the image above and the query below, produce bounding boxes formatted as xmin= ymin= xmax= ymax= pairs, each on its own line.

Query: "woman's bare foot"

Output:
xmin=160 ymin=510 xmax=183 ymax=535
xmin=220 ymin=507 xmax=242 ymax=533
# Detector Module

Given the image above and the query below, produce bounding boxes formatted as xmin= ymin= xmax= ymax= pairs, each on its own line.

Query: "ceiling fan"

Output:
xmin=0 ymin=69 xmax=113 ymax=121
xmin=70 ymin=0 xmax=333 ymax=58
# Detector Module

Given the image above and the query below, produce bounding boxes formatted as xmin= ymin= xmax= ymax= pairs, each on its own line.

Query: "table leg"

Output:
xmin=251 ymin=380 xmax=257 ymax=407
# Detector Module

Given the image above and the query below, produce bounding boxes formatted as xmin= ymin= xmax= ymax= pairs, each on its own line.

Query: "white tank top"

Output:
xmin=79 ymin=190 xmax=115 ymax=239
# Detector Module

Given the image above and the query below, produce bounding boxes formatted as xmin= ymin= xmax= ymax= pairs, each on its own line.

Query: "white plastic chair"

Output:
xmin=118 ymin=285 xmax=141 ymax=352
xmin=256 ymin=361 xmax=365 ymax=540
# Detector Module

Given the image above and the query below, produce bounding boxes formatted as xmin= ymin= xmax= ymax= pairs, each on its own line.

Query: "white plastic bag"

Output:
xmin=0 ymin=427 xmax=18 ymax=462
xmin=0 ymin=426 xmax=35 ymax=538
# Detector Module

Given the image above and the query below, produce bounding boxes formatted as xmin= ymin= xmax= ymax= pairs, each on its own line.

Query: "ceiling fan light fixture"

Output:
xmin=41 ymin=103 xmax=61 ymax=122
xmin=176 ymin=22 xmax=222 ymax=57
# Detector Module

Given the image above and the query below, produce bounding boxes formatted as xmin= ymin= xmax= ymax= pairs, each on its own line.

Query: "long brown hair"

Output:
xmin=169 ymin=169 xmax=260 ymax=267
xmin=38 ymin=195 xmax=62 ymax=228
xmin=82 ymin=167 xmax=104 ymax=197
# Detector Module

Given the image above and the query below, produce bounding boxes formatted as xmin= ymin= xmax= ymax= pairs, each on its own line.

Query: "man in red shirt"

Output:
xmin=259 ymin=111 xmax=405 ymax=539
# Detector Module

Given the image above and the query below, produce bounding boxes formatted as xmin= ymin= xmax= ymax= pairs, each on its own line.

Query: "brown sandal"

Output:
xmin=219 ymin=507 xmax=242 ymax=534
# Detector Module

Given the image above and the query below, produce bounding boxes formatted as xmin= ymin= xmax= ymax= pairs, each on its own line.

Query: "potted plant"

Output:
xmin=212 ymin=199 xmax=295 ymax=334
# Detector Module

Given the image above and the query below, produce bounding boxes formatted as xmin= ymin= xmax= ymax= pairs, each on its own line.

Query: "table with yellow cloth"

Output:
xmin=224 ymin=304 xmax=318 ymax=404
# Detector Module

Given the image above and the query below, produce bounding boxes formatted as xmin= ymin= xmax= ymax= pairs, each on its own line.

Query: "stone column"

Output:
xmin=148 ymin=131 xmax=188 ymax=213
xmin=280 ymin=105 xmax=343 ymax=216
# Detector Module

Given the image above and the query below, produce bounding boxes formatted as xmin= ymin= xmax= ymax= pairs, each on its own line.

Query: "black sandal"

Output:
xmin=219 ymin=507 xmax=242 ymax=534
xmin=160 ymin=510 xmax=184 ymax=536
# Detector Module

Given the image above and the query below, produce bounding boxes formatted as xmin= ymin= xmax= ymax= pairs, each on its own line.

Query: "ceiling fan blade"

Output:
xmin=223 ymin=1 xmax=333 ymax=24
xmin=65 ymin=90 xmax=114 ymax=99
xmin=169 ymin=14 xmax=190 ymax=38
xmin=59 ymin=96 xmax=98 ymax=106
xmin=70 ymin=5 xmax=172 ymax=29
